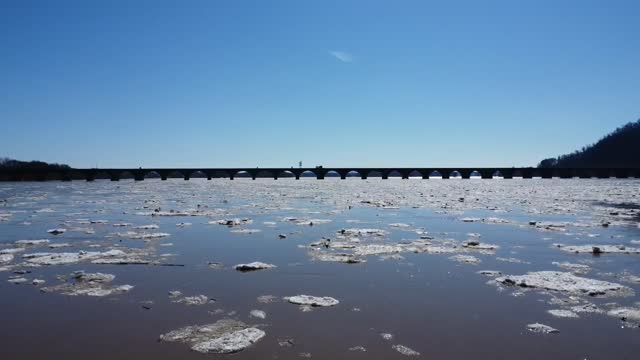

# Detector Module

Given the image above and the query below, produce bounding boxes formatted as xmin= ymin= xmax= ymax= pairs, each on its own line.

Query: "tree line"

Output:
xmin=538 ymin=119 xmax=640 ymax=168
xmin=0 ymin=158 xmax=70 ymax=170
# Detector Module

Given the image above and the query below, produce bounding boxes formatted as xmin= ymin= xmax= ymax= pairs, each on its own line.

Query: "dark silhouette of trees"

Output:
xmin=538 ymin=119 xmax=640 ymax=168
xmin=0 ymin=158 xmax=70 ymax=170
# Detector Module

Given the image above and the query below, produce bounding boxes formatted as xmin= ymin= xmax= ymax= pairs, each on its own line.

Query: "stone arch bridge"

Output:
xmin=1 ymin=167 xmax=639 ymax=181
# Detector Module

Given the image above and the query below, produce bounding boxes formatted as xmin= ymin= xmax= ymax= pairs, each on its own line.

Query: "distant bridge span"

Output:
xmin=1 ymin=167 xmax=639 ymax=181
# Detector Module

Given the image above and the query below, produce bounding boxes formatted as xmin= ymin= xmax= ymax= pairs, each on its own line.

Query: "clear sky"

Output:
xmin=1 ymin=0 xmax=639 ymax=168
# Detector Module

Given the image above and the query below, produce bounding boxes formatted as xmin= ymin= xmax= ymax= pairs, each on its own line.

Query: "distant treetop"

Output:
xmin=538 ymin=119 xmax=640 ymax=168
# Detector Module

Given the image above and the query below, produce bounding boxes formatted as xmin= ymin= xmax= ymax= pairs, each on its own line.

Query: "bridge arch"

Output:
xmin=117 ymin=170 xmax=136 ymax=180
xmin=144 ymin=171 xmax=162 ymax=179
xmin=345 ymin=170 xmax=361 ymax=179
xmin=255 ymin=170 xmax=274 ymax=179
xmin=231 ymin=170 xmax=253 ymax=179
xmin=428 ymin=170 xmax=442 ymax=179
xmin=367 ymin=170 xmax=383 ymax=178
xmin=386 ymin=170 xmax=402 ymax=179
xmin=210 ymin=170 xmax=230 ymax=179
xmin=165 ymin=170 xmax=185 ymax=179
xmin=88 ymin=171 xmax=109 ymax=180
xmin=277 ymin=170 xmax=296 ymax=179
xmin=188 ymin=170 xmax=207 ymax=179
xmin=469 ymin=170 xmax=481 ymax=179
xmin=299 ymin=170 xmax=317 ymax=179
xmin=408 ymin=170 xmax=422 ymax=179
xmin=324 ymin=170 xmax=341 ymax=179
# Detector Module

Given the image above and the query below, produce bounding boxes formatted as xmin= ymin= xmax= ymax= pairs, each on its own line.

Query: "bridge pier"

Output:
xmin=435 ymin=170 xmax=449 ymax=179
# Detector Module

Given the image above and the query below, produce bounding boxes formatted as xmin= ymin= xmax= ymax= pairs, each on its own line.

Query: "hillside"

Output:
xmin=0 ymin=158 xmax=70 ymax=170
xmin=538 ymin=119 xmax=640 ymax=168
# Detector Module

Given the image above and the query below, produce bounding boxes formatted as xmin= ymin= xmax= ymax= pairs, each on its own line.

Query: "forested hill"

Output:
xmin=0 ymin=158 xmax=70 ymax=170
xmin=538 ymin=119 xmax=640 ymax=168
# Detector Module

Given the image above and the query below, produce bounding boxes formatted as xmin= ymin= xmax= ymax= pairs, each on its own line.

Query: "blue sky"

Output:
xmin=1 ymin=0 xmax=639 ymax=168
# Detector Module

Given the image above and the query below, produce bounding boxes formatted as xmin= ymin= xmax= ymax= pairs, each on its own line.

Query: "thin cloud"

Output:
xmin=329 ymin=50 xmax=354 ymax=63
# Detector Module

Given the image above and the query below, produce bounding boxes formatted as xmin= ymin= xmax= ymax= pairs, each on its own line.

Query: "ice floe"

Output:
xmin=159 ymin=319 xmax=265 ymax=354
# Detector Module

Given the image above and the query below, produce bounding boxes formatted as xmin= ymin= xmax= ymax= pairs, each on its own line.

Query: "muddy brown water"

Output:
xmin=1 ymin=179 xmax=639 ymax=359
